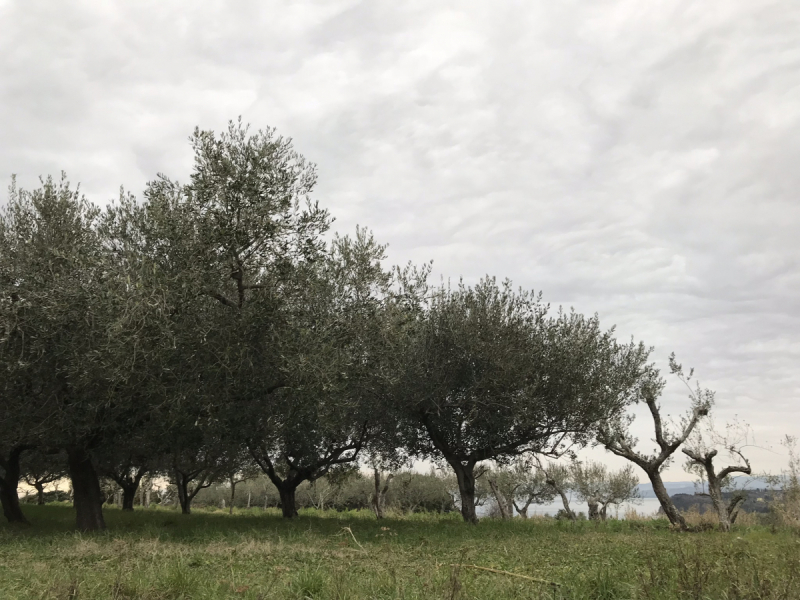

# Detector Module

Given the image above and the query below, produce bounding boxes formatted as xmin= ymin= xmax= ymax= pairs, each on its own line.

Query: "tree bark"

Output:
xmin=0 ymin=483 xmax=27 ymax=524
xmin=728 ymin=494 xmax=746 ymax=525
xmin=487 ymin=478 xmax=511 ymax=520
xmin=648 ymin=470 xmax=687 ymax=530
xmin=278 ymin=486 xmax=298 ymax=518
xmin=229 ymin=479 xmax=236 ymax=515
xmin=121 ymin=486 xmax=137 ymax=511
xmin=35 ymin=483 xmax=46 ymax=505
xmin=451 ymin=461 xmax=478 ymax=523
xmin=67 ymin=448 xmax=106 ymax=531
xmin=372 ymin=469 xmax=383 ymax=519
xmin=107 ymin=466 xmax=146 ymax=512
xmin=371 ymin=469 xmax=393 ymax=520
xmin=0 ymin=446 xmax=29 ymax=524
xmin=513 ymin=499 xmax=532 ymax=519
xmin=547 ymin=479 xmax=576 ymax=521
xmin=175 ymin=473 xmax=192 ymax=515
xmin=587 ymin=499 xmax=600 ymax=521
xmin=706 ymin=481 xmax=731 ymax=531
xmin=682 ymin=448 xmax=751 ymax=532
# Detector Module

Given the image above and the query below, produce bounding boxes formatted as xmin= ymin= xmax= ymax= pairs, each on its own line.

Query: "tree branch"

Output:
xmin=202 ymin=290 xmax=238 ymax=310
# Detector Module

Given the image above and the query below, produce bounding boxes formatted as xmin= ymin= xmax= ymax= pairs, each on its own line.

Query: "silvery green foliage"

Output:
xmin=597 ymin=354 xmax=714 ymax=529
xmin=571 ymin=461 xmax=640 ymax=520
xmin=391 ymin=277 xmax=653 ymax=521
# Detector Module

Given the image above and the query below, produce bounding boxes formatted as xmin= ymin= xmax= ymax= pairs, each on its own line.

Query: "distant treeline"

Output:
xmin=4 ymin=120 xmax=796 ymax=534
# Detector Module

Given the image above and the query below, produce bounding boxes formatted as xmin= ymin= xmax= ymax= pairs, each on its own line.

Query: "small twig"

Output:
xmin=450 ymin=564 xmax=560 ymax=586
xmin=338 ymin=526 xmax=366 ymax=552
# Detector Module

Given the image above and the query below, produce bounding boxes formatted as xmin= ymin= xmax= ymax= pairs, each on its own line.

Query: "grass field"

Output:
xmin=1 ymin=505 xmax=798 ymax=600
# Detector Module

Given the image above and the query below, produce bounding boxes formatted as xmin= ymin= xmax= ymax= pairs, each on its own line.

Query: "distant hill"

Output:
xmin=636 ymin=481 xmax=695 ymax=498
xmin=637 ymin=476 xmax=775 ymax=498
xmin=668 ymin=490 xmax=779 ymax=515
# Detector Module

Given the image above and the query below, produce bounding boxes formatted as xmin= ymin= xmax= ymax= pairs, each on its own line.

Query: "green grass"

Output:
xmin=1 ymin=505 xmax=798 ymax=599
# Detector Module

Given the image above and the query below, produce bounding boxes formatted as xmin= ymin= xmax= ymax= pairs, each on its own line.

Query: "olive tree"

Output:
xmin=247 ymin=229 xmax=399 ymax=518
xmin=98 ymin=451 xmax=150 ymax=512
xmin=597 ymin=354 xmax=712 ymax=530
xmin=393 ymin=278 xmax=652 ymax=523
xmin=571 ymin=461 xmax=639 ymax=520
xmin=102 ymin=120 xmax=334 ymax=517
xmin=486 ymin=458 xmax=555 ymax=519
xmin=0 ymin=175 xmax=117 ymax=530
xmin=542 ymin=462 xmax=577 ymax=520
xmin=682 ymin=419 xmax=752 ymax=531
xmin=21 ymin=450 xmax=67 ymax=505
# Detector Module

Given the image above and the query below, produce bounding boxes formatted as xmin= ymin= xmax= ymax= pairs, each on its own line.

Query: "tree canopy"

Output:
xmin=1 ymin=120 xmax=676 ymax=529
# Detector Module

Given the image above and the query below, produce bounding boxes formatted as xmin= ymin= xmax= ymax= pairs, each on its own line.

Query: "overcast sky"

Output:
xmin=2 ymin=0 xmax=798 ymax=480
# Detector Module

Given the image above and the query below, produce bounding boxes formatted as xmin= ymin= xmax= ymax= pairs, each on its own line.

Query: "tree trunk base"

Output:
xmin=0 ymin=484 xmax=29 ymax=525
xmin=279 ymin=488 xmax=298 ymax=518
xmin=122 ymin=487 xmax=136 ymax=511
xmin=67 ymin=448 xmax=106 ymax=531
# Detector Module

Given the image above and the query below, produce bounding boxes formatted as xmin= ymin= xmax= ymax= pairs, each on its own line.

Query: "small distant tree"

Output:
xmin=571 ymin=462 xmax=608 ymax=520
xmin=542 ymin=463 xmax=576 ymax=521
xmin=682 ymin=419 xmax=753 ymax=531
xmin=571 ymin=461 xmax=639 ymax=520
xmin=223 ymin=455 xmax=261 ymax=515
xmin=390 ymin=470 xmax=457 ymax=513
xmin=371 ymin=468 xmax=395 ymax=520
xmin=602 ymin=465 xmax=640 ymax=519
xmin=170 ymin=439 xmax=232 ymax=515
xmin=598 ymin=354 xmax=712 ymax=530
xmin=487 ymin=458 xmax=555 ymax=519
xmin=21 ymin=450 xmax=67 ymax=505
xmin=98 ymin=445 xmax=151 ymax=512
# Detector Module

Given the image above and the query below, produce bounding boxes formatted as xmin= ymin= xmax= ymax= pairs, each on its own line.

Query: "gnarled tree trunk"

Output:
xmin=278 ymin=486 xmax=298 ymax=518
xmin=682 ymin=447 xmax=751 ymax=532
xmin=121 ymin=486 xmax=137 ymax=511
xmin=547 ymin=477 xmax=576 ymax=521
xmin=450 ymin=460 xmax=478 ymax=524
xmin=587 ymin=498 xmax=601 ymax=521
xmin=728 ymin=493 xmax=746 ymax=525
xmin=487 ymin=478 xmax=511 ymax=520
xmin=0 ymin=483 xmax=27 ymax=524
xmin=371 ymin=469 xmax=393 ymax=520
xmin=707 ymin=485 xmax=731 ymax=531
xmin=648 ymin=470 xmax=687 ymax=530
xmin=67 ymin=448 xmax=106 ymax=531
xmin=0 ymin=446 xmax=29 ymax=524
xmin=513 ymin=499 xmax=532 ymax=519
xmin=35 ymin=483 xmax=46 ymax=505
xmin=175 ymin=472 xmax=193 ymax=515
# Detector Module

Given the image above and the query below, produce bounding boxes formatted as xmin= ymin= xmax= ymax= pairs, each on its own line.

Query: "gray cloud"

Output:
xmin=2 ymin=0 xmax=798 ymax=478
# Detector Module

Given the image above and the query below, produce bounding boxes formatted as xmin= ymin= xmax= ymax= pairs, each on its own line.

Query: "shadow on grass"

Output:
xmin=1 ymin=502 xmax=679 ymax=547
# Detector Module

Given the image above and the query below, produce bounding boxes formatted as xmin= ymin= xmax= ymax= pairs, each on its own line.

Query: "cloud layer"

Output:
xmin=2 ymin=0 xmax=798 ymax=478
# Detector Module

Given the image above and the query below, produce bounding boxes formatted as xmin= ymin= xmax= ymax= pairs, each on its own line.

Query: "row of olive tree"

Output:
xmin=1 ymin=120 xmax=724 ymax=531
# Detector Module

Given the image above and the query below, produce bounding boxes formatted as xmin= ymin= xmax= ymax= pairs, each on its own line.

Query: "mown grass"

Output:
xmin=1 ymin=505 xmax=798 ymax=599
